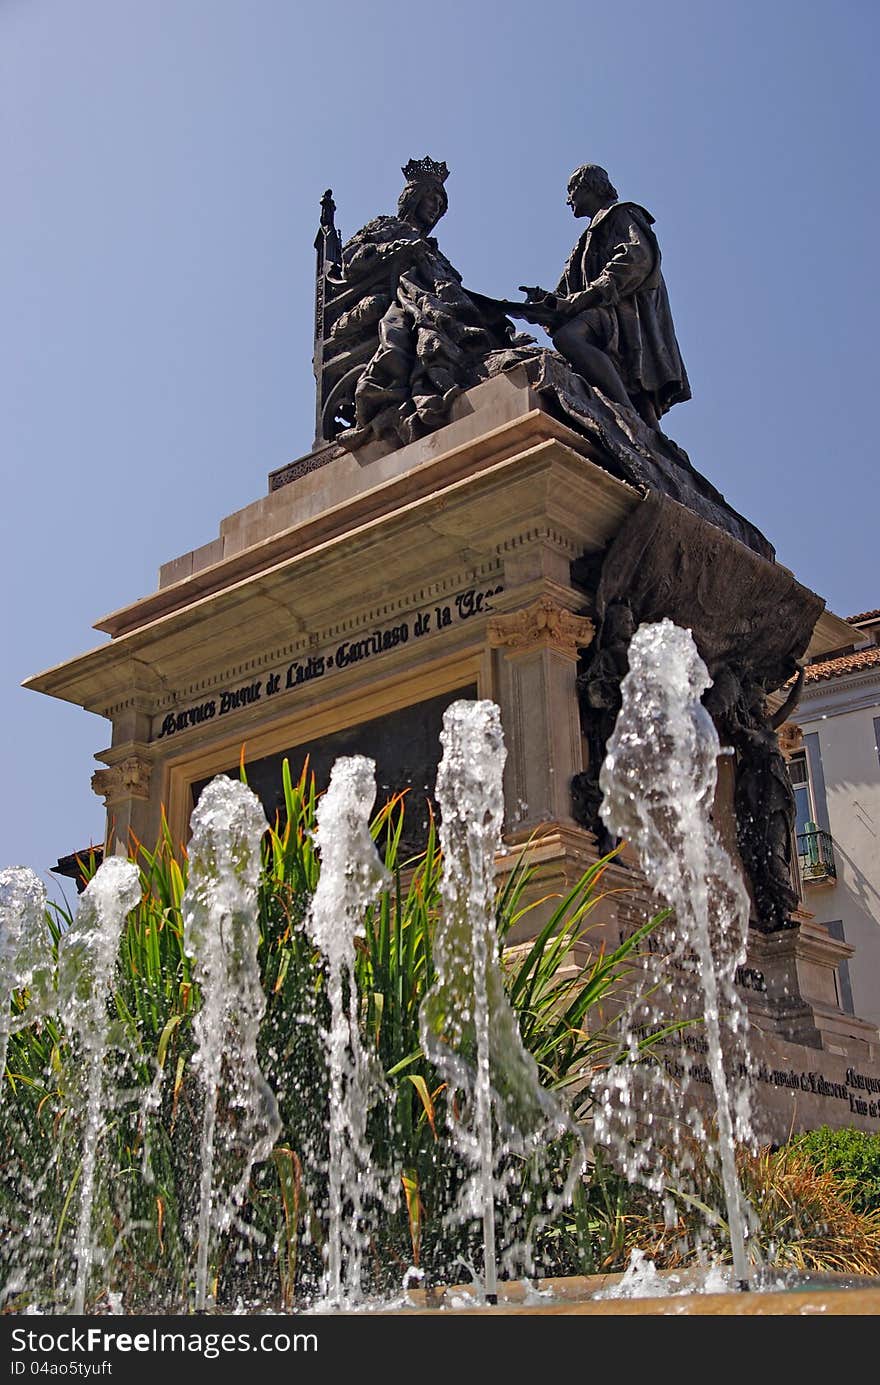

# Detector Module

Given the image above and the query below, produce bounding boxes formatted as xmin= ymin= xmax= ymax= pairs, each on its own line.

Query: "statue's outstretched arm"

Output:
xmin=769 ymin=668 xmax=805 ymax=731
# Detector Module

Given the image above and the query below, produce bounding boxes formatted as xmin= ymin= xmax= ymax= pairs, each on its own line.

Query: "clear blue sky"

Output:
xmin=2 ymin=0 xmax=877 ymax=890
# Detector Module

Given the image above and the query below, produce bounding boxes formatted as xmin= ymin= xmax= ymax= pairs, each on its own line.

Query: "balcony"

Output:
xmin=797 ymin=825 xmax=837 ymax=883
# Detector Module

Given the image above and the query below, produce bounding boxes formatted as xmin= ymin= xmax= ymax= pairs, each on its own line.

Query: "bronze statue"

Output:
xmin=311 ymin=162 xmax=773 ymax=559
xmin=509 ymin=164 xmax=691 ymax=429
xmin=572 ymin=600 xmax=635 ymax=854
xmin=316 ymin=158 xmax=524 ymax=448
xmin=705 ymin=666 xmax=805 ymax=931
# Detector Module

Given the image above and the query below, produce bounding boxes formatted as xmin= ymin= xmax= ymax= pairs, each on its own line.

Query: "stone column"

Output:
xmin=91 ymin=748 xmax=153 ymax=856
xmin=91 ymin=661 xmax=165 ymax=854
xmin=488 ymin=596 xmax=594 ymax=833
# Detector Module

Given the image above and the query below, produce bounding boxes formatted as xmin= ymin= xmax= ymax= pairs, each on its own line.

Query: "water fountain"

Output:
xmin=595 ymin=619 xmax=755 ymax=1286
xmin=56 ymin=855 xmax=142 ymax=1315
xmin=1 ymin=664 xmax=878 ymax=1316
xmin=420 ymin=700 xmax=581 ymax=1300
xmin=182 ymin=776 xmax=282 ymax=1311
xmin=0 ymin=867 xmax=54 ymax=1095
xmin=304 ymin=754 xmax=391 ymax=1307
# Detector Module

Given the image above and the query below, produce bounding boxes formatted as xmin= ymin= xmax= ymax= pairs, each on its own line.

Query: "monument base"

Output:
xmin=25 ymin=370 xmax=880 ymax=1138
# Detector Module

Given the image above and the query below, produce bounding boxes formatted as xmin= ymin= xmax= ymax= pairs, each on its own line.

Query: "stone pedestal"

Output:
xmin=25 ymin=368 xmax=879 ymax=1135
xmin=747 ymin=920 xmax=878 ymax=1059
xmin=28 ymin=372 xmax=639 ymax=854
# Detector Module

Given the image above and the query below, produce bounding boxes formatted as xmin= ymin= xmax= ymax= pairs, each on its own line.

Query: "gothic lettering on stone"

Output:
xmin=151 ymin=581 xmax=504 ymax=742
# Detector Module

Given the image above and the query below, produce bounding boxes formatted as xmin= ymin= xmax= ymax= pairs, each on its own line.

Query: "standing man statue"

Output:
xmin=512 ymin=164 xmax=691 ymax=428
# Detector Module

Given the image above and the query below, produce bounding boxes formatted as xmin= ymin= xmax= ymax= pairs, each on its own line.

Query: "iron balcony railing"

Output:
xmin=797 ymin=824 xmax=837 ymax=882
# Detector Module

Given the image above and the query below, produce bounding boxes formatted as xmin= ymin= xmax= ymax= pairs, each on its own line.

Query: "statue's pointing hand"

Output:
xmin=514 ymin=285 xmax=562 ymax=326
xmin=515 ymin=282 xmax=604 ymax=327
xmin=518 ymin=285 xmax=556 ymax=307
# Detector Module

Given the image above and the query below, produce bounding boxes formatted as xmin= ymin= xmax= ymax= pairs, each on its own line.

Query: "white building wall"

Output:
xmin=794 ymin=680 xmax=880 ymax=1030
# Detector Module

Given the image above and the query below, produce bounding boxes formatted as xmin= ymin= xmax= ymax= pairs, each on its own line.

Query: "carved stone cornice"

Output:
xmin=488 ymin=597 xmax=594 ymax=656
xmin=91 ymin=756 xmax=152 ymax=808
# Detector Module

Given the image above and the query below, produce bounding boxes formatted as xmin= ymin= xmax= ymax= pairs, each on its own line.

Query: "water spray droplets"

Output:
xmin=598 ymin=619 xmax=755 ymax=1284
xmin=305 ymin=756 xmax=392 ymax=1308
xmin=183 ymin=776 xmax=281 ymax=1312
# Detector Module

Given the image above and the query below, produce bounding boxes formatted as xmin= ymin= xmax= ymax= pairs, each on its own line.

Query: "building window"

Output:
xmin=825 ymin=921 xmax=855 ymax=1015
xmin=788 ymin=749 xmax=836 ymax=881
xmin=788 ymin=751 xmax=813 ymax=837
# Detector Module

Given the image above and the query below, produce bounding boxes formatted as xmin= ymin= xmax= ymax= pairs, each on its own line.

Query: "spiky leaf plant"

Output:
xmin=1 ymin=763 xmax=664 ymax=1311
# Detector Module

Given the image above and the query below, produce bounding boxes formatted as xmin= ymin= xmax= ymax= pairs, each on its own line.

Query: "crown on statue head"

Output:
xmin=401 ymin=156 xmax=449 ymax=185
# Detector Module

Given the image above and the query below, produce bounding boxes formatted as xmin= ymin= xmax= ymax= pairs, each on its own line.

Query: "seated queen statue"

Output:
xmin=317 ymin=157 xmax=527 ymax=449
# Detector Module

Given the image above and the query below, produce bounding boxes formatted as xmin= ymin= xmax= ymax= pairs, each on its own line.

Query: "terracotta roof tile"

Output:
xmin=847 ymin=608 xmax=880 ymax=624
xmin=804 ymin=645 xmax=880 ymax=683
